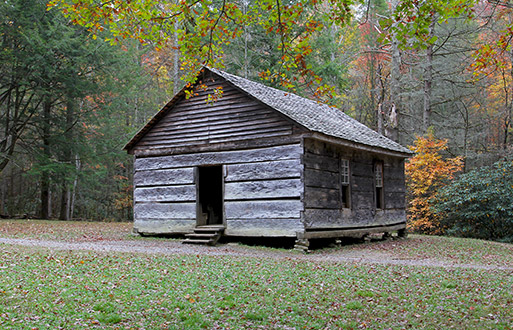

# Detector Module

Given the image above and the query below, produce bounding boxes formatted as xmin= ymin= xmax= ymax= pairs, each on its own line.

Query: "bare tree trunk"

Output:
xmin=242 ymin=0 xmax=249 ymax=78
xmin=173 ymin=20 xmax=181 ymax=95
xmin=0 ymin=175 xmax=5 ymax=216
xmin=456 ymin=100 xmax=470 ymax=172
xmin=40 ymin=99 xmax=51 ymax=220
xmin=9 ymin=164 xmax=14 ymax=212
xmin=0 ymin=89 xmax=21 ymax=173
xmin=59 ymin=97 xmax=75 ymax=220
xmin=388 ymin=0 xmax=401 ymax=142
xmin=369 ymin=52 xmax=378 ymax=128
xmin=48 ymin=189 xmax=52 ymax=219
xmin=423 ymin=17 xmax=436 ymax=133
xmin=59 ymin=183 xmax=68 ymax=220
xmin=506 ymin=48 xmax=513 ymax=150
xmin=422 ymin=48 xmax=432 ymax=133
xmin=377 ymin=103 xmax=384 ymax=135
xmin=70 ymin=154 xmax=81 ymax=220
xmin=462 ymin=106 xmax=469 ymax=171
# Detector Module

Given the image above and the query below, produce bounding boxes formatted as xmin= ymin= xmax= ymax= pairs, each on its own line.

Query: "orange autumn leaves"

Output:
xmin=405 ymin=132 xmax=463 ymax=234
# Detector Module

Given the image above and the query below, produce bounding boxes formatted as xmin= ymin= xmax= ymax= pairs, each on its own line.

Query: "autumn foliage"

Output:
xmin=405 ymin=132 xmax=463 ymax=234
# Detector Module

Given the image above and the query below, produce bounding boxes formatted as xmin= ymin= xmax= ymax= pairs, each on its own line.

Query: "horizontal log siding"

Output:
xmin=225 ymin=159 xmax=301 ymax=182
xmin=134 ymin=202 xmax=196 ymax=220
xmin=134 ymin=168 xmax=195 ymax=186
xmin=133 ymin=144 xmax=304 ymax=236
xmin=134 ymin=186 xmax=195 ymax=202
xmin=383 ymin=158 xmax=406 ymax=209
xmin=135 ymin=144 xmax=302 ymax=170
xmin=133 ymin=80 xmax=296 ymax=151
xmin=347 ymin=154 xmax=380 ymax=227
xmin=133 ymin=165 xmax=197 ymax=235
xmin=133 ymin=219 xmax=196 ymax=235
xmin=303 ymin=140 xmax=345 ymax=229
xmin=303 ymin=139 xmax=406 ymax=230
xmin=223 ymin=146 xmax=303 ymax=237
xmin=224 ymin=179 xmax=302 ymax=200
xmin=224 ymin=219 xmax=304 ymax=237
xmin=223 ymin=156 xmax=303 ymax=236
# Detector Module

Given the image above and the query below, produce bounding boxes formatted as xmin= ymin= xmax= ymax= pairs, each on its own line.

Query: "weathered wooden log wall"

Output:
xmin=303 ymin=139 xmax=346 ymax=229
xmin=303 ymin=139 xmax=406 ymax=230
xmin=133 ymin=144 xmax=304 ymax=236
xmin=224 ymin=146 xmax=303 ymax=236
xmin=375 ymin=156 xmax=407 ymax=224
xmin=133 ymin=166 xmax=197 ymax=234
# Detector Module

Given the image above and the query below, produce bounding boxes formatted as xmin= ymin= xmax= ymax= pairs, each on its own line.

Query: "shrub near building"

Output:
xmin=434 ymin=156 xmax=513 ymax=243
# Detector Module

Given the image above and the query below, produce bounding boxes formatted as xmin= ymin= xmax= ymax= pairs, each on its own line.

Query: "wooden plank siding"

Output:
xmin=133 ymin=144 xmax=304 ymax=236
xmin=225 ymin=159 xmax=301 ymax=182
xmin=222 ymin=148 xmax=303 ymax=236
xmin=375 ymin=156 xmax=407 ymax=224
xmin=132 ymin=80 xmax=298 ymax=151
xmin=135 ymin=144 xmax=302 ymax=171
xmin=134 ymin=185 xmax=196 ymax=202
xmin=224 ymin=179 xmax=302 ymax=200
xmin=223 ymin=157 xmax=303 ymax=236
xmin=303 ymin=139 xmax=346 ymax=229
xmin=302 ymin=139 xmax=406 ymax=230
xmin=133 ymin=166 xmax=197 ymax=234
xmin=134 ymin=168 xmax=195 ymax=186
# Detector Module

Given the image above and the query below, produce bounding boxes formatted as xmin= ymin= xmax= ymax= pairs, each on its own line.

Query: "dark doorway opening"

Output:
xmin=197 ymin=166 xmax=224 ymax=226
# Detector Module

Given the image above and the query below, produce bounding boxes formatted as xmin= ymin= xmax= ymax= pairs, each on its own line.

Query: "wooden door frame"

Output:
xmin=195 ymin=165 xmax=225 ymax=227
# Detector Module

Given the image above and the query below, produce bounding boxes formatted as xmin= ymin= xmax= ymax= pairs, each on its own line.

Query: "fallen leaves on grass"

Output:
xmin=0 ymin=220 xmax=132 ymax=242
xmin=0 ymin=246 xmax=511 ymax=329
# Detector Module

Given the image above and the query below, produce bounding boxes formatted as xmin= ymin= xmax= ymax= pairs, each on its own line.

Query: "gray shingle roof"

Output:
xmin=125 ymin=67 xmax=411 ymax=155
xmin=209 ymin=68 xmax=411 ymax=155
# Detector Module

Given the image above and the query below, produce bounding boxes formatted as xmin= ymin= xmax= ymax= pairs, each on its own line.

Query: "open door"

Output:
xmin=197 ymin=165 xmax=224 ymax=226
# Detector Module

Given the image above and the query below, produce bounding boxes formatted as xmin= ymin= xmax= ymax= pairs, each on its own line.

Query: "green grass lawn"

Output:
xmin=335 ymin=234 xmax=513 ymax=269
xmin=0 ymin=220 xmax=512 ymax=329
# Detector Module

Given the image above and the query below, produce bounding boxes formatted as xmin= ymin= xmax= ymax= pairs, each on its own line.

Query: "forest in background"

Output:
xmin=0 ymin=0 xmax=511 ymax=238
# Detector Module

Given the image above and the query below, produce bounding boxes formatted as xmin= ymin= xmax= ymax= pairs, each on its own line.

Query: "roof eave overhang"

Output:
xmin=305 ymin=132 xmax=413 ymax=158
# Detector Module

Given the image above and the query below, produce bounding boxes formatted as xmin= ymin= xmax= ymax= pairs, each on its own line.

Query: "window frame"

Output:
xmin=340 ymin=158 xmax=351 ymax=209
xmin=374 ymin=161 xmax=384 ymax=209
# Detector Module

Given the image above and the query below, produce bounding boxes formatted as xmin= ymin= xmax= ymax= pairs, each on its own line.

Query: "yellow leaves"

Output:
xmin=406 ymin=132 xmax=463 ymax=190
xmin=406 ymin=132 xmax=464 ymax=235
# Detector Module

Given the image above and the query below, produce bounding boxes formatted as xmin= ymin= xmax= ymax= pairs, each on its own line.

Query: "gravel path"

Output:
xmin=1 ymin=237 xmax=512 ymax=271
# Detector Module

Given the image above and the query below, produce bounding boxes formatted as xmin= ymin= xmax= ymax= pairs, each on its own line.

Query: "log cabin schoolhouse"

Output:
xmin=124 ymin=67 xmax=412 ymax=247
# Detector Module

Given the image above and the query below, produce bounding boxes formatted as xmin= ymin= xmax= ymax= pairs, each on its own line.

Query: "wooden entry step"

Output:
xmin=183 ymin=225 xmax=225 ymax=246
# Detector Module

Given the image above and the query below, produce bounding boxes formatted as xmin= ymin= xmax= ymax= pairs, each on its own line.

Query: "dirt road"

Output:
xmin=1 ymin=236 xmax=511 ymax=271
